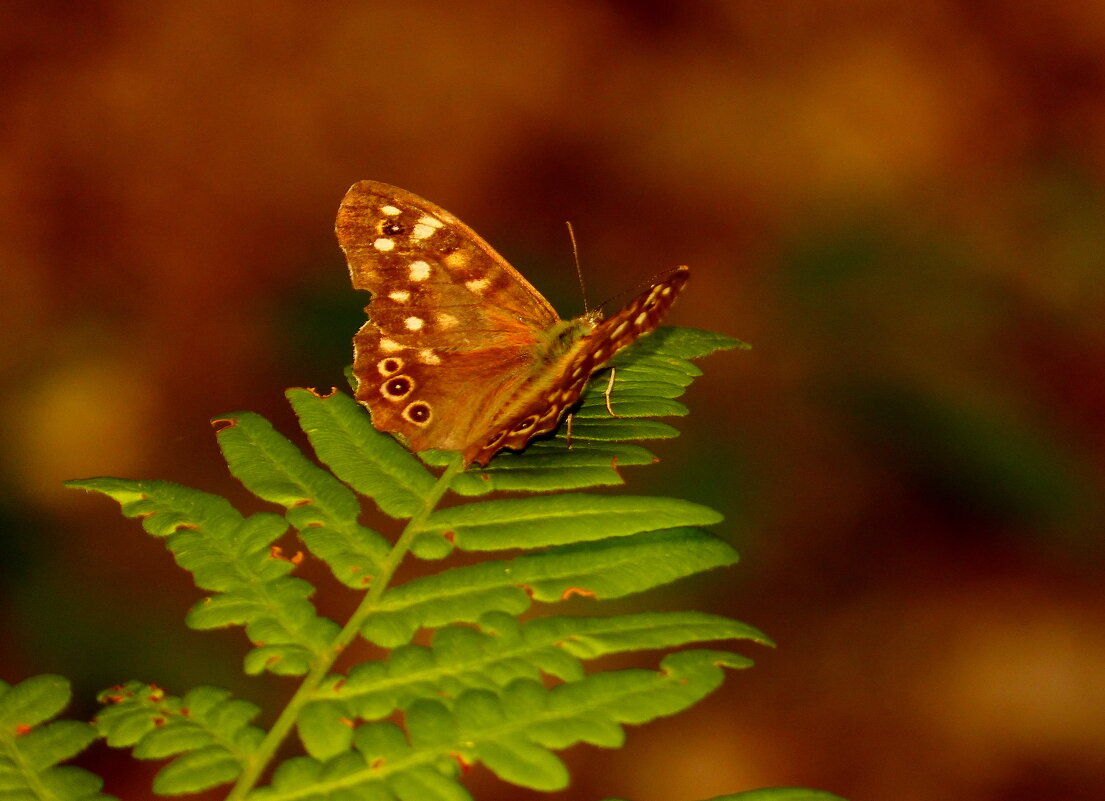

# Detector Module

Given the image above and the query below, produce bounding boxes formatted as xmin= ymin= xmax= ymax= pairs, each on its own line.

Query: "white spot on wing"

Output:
xmin=418 ymin=349 xmax=441 ymax=364
xmin=634 ymin=311 xmax=648 ymax=327
xmin=420 ymin=215 xmax=444 ymax=228
xmin=411 ymin=223 xmax=435 ymax=239
xmin=381 ymin=205 xmax=401 ymax=216
xmin=409 ymin=261 xmax=431 ymax=281
xmin=373 ymin=238 xmax=395 ymax=251
xmin=389 ymin=290 xmax=410 ymax=302
xmin=465 ymin=277 xmax=489 ymax=293
xmin=437 ymin=312 xmax=458 ymax=329
xmin=379 ymin=338 xmax=402 ymax=352
xmin=445 ymin=252 xmax=468 ymax=267
xmin=405 ymin=316 xmax=424 ymax=331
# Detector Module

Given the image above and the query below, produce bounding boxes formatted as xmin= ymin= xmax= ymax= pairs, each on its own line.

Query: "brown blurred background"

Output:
xmin=2 ymin=3 xmax=1104 ymax=800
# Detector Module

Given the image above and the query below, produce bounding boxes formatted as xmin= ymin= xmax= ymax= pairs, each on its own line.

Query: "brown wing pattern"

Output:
xmin=337 ymin=181 xmax=558 ymax=341
xmin=337 ymin=181 xmax=561 ymax=454
xmin=463 ymin=266 xmax=690 ymax=467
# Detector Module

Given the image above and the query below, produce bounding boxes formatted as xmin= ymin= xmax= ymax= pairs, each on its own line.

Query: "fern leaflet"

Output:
xmin=0 ymin=674 xmax=114 ymax=801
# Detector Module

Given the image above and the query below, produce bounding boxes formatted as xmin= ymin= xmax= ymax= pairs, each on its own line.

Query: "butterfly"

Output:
xmin=336 ymin=180 xmax=689 ymax=468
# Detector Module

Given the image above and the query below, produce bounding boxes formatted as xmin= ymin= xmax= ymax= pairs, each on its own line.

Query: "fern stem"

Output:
xmin=224 ymin=455 xmax=464 ymax=800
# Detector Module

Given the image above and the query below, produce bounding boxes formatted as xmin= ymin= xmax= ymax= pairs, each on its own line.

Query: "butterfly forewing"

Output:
xmin=337 ymin=180 xmax=690 ymax=468
xmin=337 ymin=181 xmax=558 ymax=333
xmin=338 ymin=181 xmax=562 ymax=454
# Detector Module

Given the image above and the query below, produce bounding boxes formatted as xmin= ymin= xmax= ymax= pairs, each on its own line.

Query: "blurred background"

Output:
xmin=2 ymin=3 xmax=1104 ymax=800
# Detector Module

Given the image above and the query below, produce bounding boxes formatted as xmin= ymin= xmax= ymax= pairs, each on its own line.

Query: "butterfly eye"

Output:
xmin=382 ymin=376 xmax=413 ymax=399
xmin=404 ymin=401 xmax=432 ymax=424
xmin=381 ymin=221 xmax=404 ymax=236
xmin=512 ymin=416 xmax=537 ymax=433
xmin=378 ymin=357 xmax=404 ymax=376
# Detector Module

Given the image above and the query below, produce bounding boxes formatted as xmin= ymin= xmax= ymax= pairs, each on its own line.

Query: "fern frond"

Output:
xmin=360 ymin=528 xmax=737 ymax=647
xmin=66 ymin=324 xmax=763 ymax=799
xmin=0 ymin=675 xmax=113 ymax=801
xmin=95 ymin=682 xmax=264 ymax=795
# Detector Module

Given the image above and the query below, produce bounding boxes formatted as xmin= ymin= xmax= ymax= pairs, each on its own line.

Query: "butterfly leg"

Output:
xmin=603 ymin=368 xmax=622 ymax=418
xmin=565 ymin=413 xmax=574 ymax=450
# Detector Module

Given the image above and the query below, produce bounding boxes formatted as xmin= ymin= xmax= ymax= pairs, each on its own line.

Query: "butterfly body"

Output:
xmin=336 ymin=181 xmax=688 ymax=467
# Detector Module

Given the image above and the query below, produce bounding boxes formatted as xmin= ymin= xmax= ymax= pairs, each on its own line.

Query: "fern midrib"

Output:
xmin=314 ymin=615 xmax=748 ymax=710
xmin=224 ymin=455 xmax=464 ymax=801
xmin=315 ymin=638 xmax=571 ymax=707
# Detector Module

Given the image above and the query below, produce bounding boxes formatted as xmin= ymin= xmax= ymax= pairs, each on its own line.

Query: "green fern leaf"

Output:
xmin=285 ymin=388 xmax=436 ymax=519
xmin=61 ymin=478 xmax=338 ymax=676
xmin=95 ymin=682 xmax=264 ymax=795
xmin=300 ymin=610 xmax=768 ymax=753
xmin=619 ymin=326 xmax=749 ymax=359
xmin=576 ymin=396 xmax=689 ymax=417
xmin=560 ymin=418 xmax=681 ymax=442
xmin=0 ymin=675 xmax=113 ymax=801
xmin=441 ymin=453 xmax=627 ymax=495
xmin=704 ymin=790 xmax=850 ymax=801
xmin=260 ymin=650 xmax=748 ymax=799
xmin=411 ymin=494 xmax=722 ymax=556
xmin=256 ymin=744 xmax=470 ymax=801
xmin=214 ymin=411 xmax=391 ymax=588
xmin=362 ymin=528 xmax=738 ymax=647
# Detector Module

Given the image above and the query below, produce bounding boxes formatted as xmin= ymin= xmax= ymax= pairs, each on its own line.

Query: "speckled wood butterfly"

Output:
xmin=336 ymin=180 xmax=689 ymax=467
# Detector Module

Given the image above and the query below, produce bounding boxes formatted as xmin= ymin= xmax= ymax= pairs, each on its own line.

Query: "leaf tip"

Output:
xmin=560 ymin=586 xmax=597 ymax=600
xmin=450 ymin=752 xmax=473 ymax=774
xmin=293 ymin=386 xmax=340 ymax=397
xmin=210 ymin=415 xmax=239 ymax=431
xmin=269 ymin=545 xmax=304 ymax=565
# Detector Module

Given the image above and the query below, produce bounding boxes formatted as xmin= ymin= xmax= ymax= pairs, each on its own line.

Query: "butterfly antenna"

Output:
xmin=566 ymin=220 xmax=590 ymax=315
